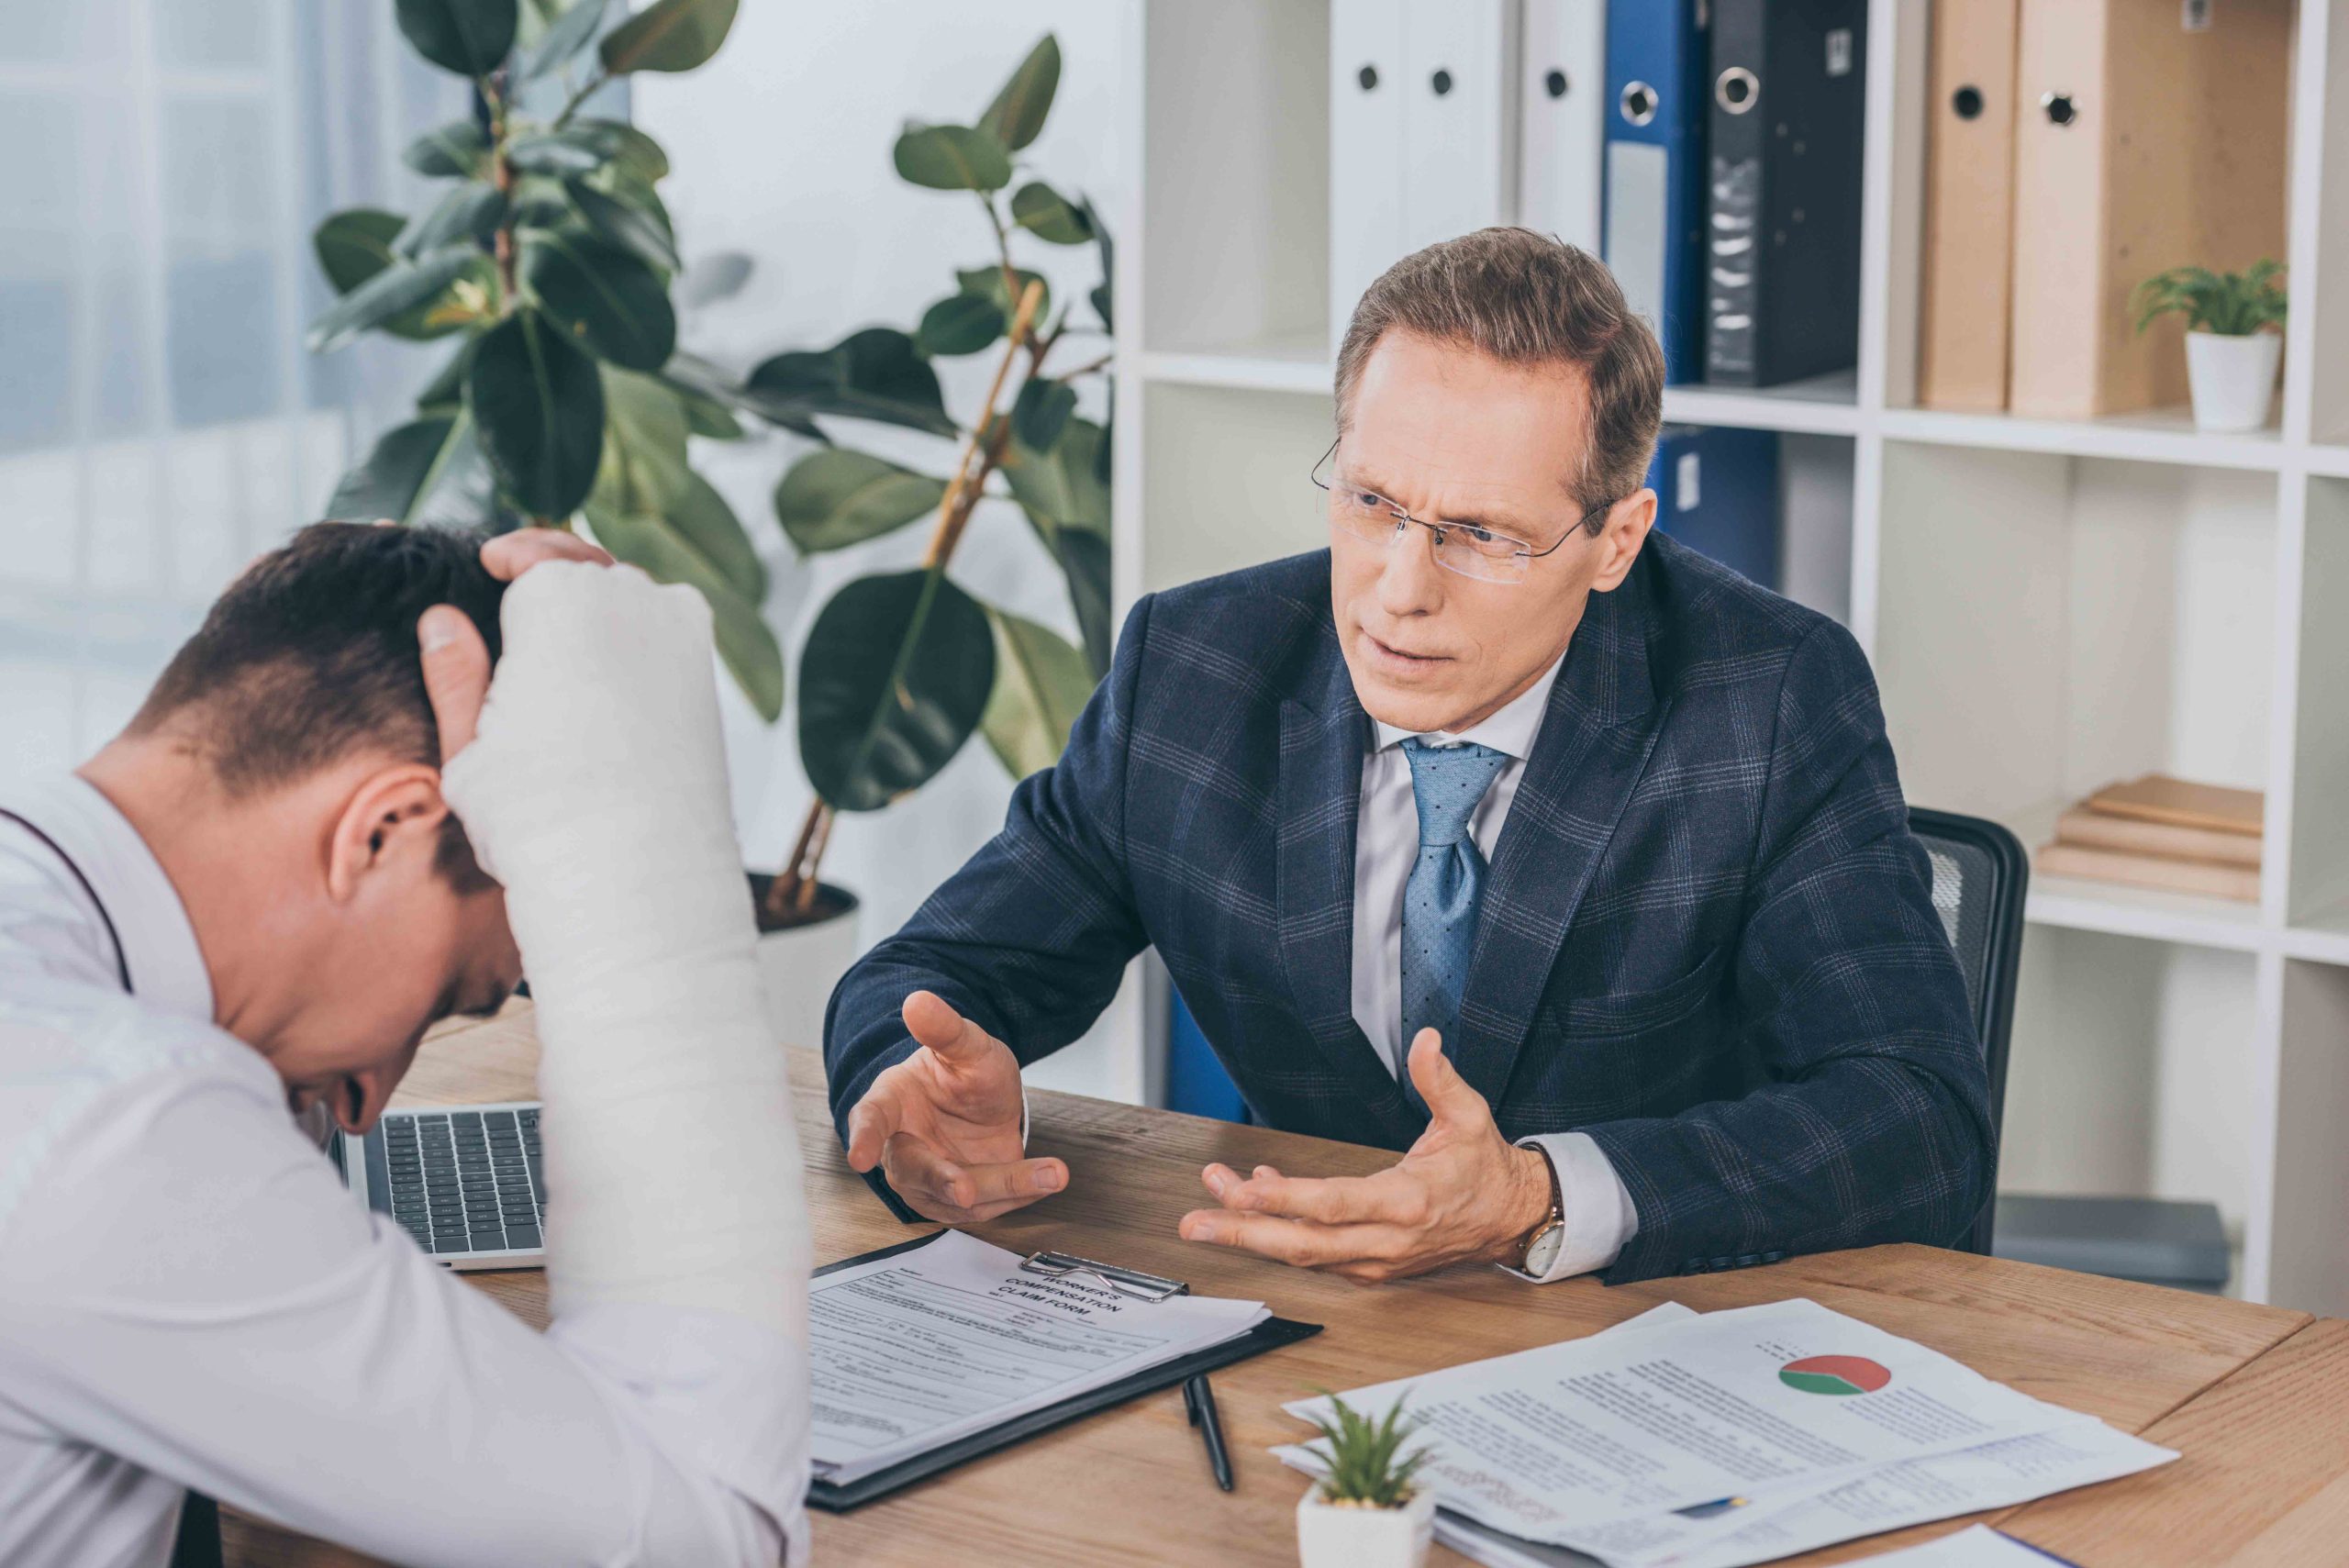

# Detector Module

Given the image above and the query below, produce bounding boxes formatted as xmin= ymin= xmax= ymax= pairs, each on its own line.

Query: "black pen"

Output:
xmin=1185 ymin=1373 xmax=1234 ymax=1491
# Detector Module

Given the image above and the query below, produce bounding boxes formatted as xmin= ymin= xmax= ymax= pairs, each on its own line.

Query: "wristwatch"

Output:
xmin=1516 ymin=1150 xmax=1567 ymax=1275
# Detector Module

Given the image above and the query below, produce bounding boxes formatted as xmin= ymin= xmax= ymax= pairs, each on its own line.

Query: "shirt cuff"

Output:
xmin=1499 ymin=1131 xmax=1640 ymax=1284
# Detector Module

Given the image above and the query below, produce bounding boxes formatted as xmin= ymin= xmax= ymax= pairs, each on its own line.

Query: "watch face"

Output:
xmin=1523 ymin=1222 xmax=1566 ymax=1277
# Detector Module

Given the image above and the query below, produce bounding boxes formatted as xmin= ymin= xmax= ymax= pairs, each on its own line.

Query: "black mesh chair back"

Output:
xmin=1907 ymin=808 xmax=2028 ymax=1256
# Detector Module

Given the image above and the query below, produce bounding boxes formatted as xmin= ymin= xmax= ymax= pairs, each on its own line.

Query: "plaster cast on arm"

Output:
xmin=440 ymin=562 xmax=809 ymax=1341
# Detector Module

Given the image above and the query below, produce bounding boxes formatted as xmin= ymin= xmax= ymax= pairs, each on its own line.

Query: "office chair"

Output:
xmin=1907 ymin=807 xmax=2029 ymax=1257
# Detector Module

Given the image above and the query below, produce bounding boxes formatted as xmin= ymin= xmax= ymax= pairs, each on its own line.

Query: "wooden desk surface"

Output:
xmin=228 ymin=1005 xmax=2326 ymax=1568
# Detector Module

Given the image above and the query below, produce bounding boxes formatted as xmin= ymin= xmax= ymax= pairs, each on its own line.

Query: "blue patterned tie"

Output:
xmin=1398 ymin=738 xmax=1510 ymax=1083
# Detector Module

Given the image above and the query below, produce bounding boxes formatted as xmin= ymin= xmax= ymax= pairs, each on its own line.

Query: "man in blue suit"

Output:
xmin=824 ymin=228 xmax=1991 ymax=1285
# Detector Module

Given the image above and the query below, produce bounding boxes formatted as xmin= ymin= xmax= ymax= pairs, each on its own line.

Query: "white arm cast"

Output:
xmin=441 ymin=562 xmax=810 ymax=1341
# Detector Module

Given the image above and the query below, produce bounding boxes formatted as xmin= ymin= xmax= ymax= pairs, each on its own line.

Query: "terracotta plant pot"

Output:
xmin=745 ymin=873 xmax=860 ymax=1050
xmin=2184 ymin=329 xmax=2282 ymax=432
xmin=1295 ymin=1484 xmax=1437 ymax=1568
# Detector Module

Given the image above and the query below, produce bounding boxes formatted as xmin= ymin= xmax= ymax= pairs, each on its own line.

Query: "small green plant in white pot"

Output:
xmin=2131 ymin=261 xmax=2287 ymax=432
xmin=1296 ymin=1392 xmax=1437 ymax=1568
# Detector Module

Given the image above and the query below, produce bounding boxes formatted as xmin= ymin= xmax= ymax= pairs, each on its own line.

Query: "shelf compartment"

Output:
xmin=1874 ymin=447 xmax=2277 ymax=929
xmin=1998 ymin=927 xmax=2261 ymax=1295
xmin=1139 ymin=383 xmax=1333 ymax=595
xmin=1141 ymin=0 xmax=1330 ymax=361
xmin=1877 ymin=406 xmax=2287 ymax=473
xmin=2266 ymin=960 xmax=2349 ymax=1311
xmin=2288 ymin=477 xmax=2349 ymax=929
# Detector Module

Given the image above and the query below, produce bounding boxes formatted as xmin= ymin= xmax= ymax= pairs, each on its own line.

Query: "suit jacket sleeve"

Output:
xmin=1580 ymin=618 xmax=1997 ymax=1282
xmin=822 ymin=595 xmax=1155 ymax=1217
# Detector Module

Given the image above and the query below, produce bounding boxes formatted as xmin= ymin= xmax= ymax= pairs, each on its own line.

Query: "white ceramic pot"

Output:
xmin=1296 ymin=1485 xmax=1438 ymax=1568
xmin=2184 ymin=329 xmax=2283 ymax=432
xmin=750 ymin=879 xmax=861 ymax=1049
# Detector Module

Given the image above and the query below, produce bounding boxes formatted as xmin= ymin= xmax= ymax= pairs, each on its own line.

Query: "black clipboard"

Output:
xmin=806 ymin=1231 xmax=1324 ymax=1511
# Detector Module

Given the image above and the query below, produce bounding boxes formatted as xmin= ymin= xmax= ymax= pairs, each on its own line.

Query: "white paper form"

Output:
xmin=1282 ymin=1298 xmax=2096 ymax=1546
xmin=807 ymin=1229 xmax=1267 ymax=1485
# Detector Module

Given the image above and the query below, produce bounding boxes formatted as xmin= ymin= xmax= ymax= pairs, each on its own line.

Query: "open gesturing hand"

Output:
xmin=844 ymin=990 xmax=1068 ymax=1225
xmin=1177 ymin=1029 xmax=1554 ymax=1284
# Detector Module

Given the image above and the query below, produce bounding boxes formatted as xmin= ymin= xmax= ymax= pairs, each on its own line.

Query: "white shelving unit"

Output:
xmin=1107 ymin=0 xmax=2349 ymax=1311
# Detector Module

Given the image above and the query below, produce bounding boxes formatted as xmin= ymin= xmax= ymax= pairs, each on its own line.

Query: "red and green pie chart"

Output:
xmin=1778 ymin=1355 xmax=1892 ymax=1396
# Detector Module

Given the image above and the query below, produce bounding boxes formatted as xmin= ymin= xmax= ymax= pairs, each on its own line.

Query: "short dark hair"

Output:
xmin=130 ymin=523 xmax=504 ymax=889
xmin=1334 ymin=227 xmax=1666 ymax=528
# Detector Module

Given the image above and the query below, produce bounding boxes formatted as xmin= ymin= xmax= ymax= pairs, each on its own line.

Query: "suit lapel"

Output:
xmin=1446 ymin=573 xmax=1668 ymax=1117
xmin=1275 ymin=629 xmax=1421 ymax=1149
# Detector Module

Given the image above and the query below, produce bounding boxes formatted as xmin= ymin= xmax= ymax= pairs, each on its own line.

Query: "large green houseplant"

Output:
xmin=758 ymin=32 xmax=1113 ymax=928
xmin=308 ymin=0 xmax=790 ymax=719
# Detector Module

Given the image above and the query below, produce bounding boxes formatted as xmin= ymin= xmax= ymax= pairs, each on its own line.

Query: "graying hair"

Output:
xmin=1333 ymin=227 xmax=1666 ymax=528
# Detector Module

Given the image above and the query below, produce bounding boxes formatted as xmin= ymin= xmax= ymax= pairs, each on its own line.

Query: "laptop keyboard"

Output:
xmin=381 ymin=1106 xmax=545 ymax=1254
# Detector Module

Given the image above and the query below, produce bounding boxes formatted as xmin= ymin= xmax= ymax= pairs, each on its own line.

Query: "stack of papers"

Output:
xmin=1275 ymin=1299 xmax=2172 ymax=1568
xmin=807 ymin=1229 xmax=1267 ymax=1486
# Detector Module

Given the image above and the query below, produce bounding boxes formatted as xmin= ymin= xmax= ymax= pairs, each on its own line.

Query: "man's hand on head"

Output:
xmin=1176 ymin=1029 xmax=1555 ymax=1284
xmin=844 ymin=990 xmax=1067 ymax=1225
xmin=416 ymin=528 xmax=615 ymax=761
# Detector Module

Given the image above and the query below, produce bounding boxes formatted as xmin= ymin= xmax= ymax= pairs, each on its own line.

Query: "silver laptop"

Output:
xmin=336 ymin=1101 xmax=548 ymax=1271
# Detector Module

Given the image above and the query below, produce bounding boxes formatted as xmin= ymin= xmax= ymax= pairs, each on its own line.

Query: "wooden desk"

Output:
xmin=228 ymin=1005 xmax=2324 ymax=1567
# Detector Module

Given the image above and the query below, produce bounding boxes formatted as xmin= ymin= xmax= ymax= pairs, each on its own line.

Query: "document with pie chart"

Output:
xmin=1280 ymin=1297 xmax=2128 ymax=1553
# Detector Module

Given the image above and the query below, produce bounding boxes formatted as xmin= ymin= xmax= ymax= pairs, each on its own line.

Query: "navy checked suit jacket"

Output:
xmin=825 ymin=537 xmax=1995 ymax=1283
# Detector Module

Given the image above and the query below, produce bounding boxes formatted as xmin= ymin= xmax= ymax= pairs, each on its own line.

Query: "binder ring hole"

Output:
xmin=1953 ymin=85 xmax=1984 ymax=120
xmin=1545 ymin=69 xmax=1568 ymax=100
xmin=2042 ymin=91 xmax=2077 ymax=128
xmin=1431 ymin=68 xmax=1453 ymax=96
xmin=1357 ymin=62 xmax=1378 ymax=92
xmin=1620 ymin=80 xmax=1658 ymax=127
xmin=1716 ymin=67 xmax=1758 ymax=115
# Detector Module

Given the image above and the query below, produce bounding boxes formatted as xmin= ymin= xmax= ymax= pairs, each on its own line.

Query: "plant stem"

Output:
xmin=766 ymin=281 xmax=1045 ymax=919
xmin=486 ymin=74 xmax=519 ymax=312
xmin=553 ymin=70 xmax=609 ymax=128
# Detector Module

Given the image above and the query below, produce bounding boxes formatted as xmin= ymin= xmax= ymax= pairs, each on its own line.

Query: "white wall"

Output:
xmin=638 ymin=3 xmax=1130 ymax=1095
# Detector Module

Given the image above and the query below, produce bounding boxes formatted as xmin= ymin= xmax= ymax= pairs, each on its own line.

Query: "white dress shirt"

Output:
xmin=1351 ymin=658 xmax=1642 ymax=1282
xmin=0 ymin=778 xmax=805 ymax=1568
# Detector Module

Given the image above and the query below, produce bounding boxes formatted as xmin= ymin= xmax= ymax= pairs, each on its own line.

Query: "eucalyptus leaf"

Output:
xmin=395 ymin=0 xmax=518 ymax=75
xmin=892 ymin=123 xmax=1011 ymax=193
xmin=1004 ymin=415 xmax=1109 ymax=535
xmin=401 ymin=118 xmax=491 ymax=178
xmin=589 ymin=366 xmax=693 ymax=527
xmin=774 ymin=449 xmax=947 ymax=554
xmin=519 ymin=225 xmax=677 ymax=370
xmin=599 ymin=0 xmax=738 ymax=73
xmin=467 ymin=308 xmax=607 ymax=517
xmin=1054 ymin=526 xmax=1113 ymax=678
xmin=507 ymin=131 xmax=605 ymax=177
xmin=562 ymin=117 xmax=671 ymax=183
xmin=1009 ymin=180 xmax=1092 ymax=244
xmin=563 ymin=175 xmax=679 ymax=270
xmin=674 ymin=385 xmax=743 ymax=439
xmin=1012 ymin=378 xmax=1076 ymax=451
xmin=798 ymin=570 xmax=996 ymax=812
xmin=586 ymin=165 xmax=674 ymax=239
xmin=518 ymin=0 xmax=607 ymax=79
xmin=663 ymin=351 xmax=827 ymax=441
xmin=977 ymin=34 xmax=1060 ymax=153
xmin=313 ymin=209 xmax=409 ymax=295
xmin=955 ymin=264 xmax=1049 ymax=330
xmin=747 ymin=328 xmax=957 ymax=437
xmin=915 ymin=291 xmax=1005 ymax=357
xmin=306 ymin=245 xmax=478 ymax=353
xmin=587 ymin=502 xmax=783 ymax=720
xmin=323 ymin=411 xmax=506 ymax=532
xmin=400 ymin=183 xmax=506 ymax=257
xmin=667 ymin=469 xmax=767 ymax=602
xmin=979 ymin=606 xmax=1096 ymax=779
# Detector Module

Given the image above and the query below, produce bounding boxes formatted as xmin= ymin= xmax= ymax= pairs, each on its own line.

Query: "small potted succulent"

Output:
xmin=2131 ymin=260 xmax=2288 ymax=432
xmin=1296 ymin=1392 xmax=1437 ymax=1568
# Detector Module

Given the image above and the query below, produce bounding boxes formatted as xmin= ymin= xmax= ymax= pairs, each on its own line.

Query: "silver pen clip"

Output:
xmin=1019 ymin=1250 xmax=1190 ymax=1303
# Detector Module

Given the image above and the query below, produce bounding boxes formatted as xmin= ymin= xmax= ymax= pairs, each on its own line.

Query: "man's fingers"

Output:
xmin=902 ymin=989 xmax=999 ymax=1065
xmin=1408 ymin=1028 xmax=1493 ymax=1129
xmin=481 ymin=528 xmax=615 ymax=581
xmin=844 ymin=1091 xmax=902 ymax=1173
xmin=882 ymin=1135 xmax=1062 ymax=1211
xmin=1178 ymin=1208 xmax=1409 ymax=1269
xmin=417 ymin=606 xmax=492 ymax=762
xmin=1218 ymin=1169 xmax=1413 ymax=1226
